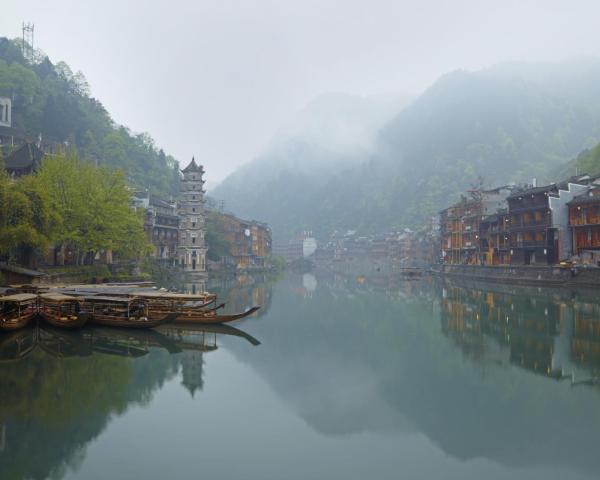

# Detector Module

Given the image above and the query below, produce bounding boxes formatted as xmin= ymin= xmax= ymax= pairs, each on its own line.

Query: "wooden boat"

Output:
xmin=142 ymin=291 xmax=218 ymax=311
xmin=0 ymin=293 xmax=38 ymax=331
xmin=38 ymin=293 xmax=90 ymax=329
xmin=81 ymin=295 xmax=177 ymax=329
xmin=173 ymin=306 xmax=261 ymax=325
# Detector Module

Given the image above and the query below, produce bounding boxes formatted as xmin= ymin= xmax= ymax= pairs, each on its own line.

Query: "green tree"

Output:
xmin=205 ymin=211 xmax=232 ymax=261
xmin=34 ymin=151 xmax=149 ymax=264
xmin=0 ymin=167 xmax=53 ymax=265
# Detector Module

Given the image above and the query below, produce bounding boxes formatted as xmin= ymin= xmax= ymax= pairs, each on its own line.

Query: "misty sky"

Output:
xmin=2 ymin=0 xmax=600 ymax=183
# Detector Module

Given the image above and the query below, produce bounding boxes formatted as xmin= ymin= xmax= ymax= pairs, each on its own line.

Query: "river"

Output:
xmin=1 ymin=272 xmax=600 ymax=480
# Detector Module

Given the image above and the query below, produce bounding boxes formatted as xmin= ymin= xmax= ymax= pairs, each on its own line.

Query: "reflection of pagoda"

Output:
xmin=171 ymin=330 xmax=219 ymax=397
xmin=181 ymin=351 xmax=205 ymax=397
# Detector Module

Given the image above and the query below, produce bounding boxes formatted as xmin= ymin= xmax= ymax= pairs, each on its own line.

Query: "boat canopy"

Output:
xmin=0 ymin=293 xmax=38 ymax=303
xmin=80 ymin=295 xmax=141 ymax=304
xmin=138 ymin=292 xmax=216 ymax=300
xmin=39 ymin=293 xmax=79 ymax=302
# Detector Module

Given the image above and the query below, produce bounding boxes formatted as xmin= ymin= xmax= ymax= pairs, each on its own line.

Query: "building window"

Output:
xmin=193 ymin=195 xmax=196 ymax=200
xmin=192 ymin=237 xmax=196 ymax=244
xmin=192 ymin=208 xmax=196 ymax=212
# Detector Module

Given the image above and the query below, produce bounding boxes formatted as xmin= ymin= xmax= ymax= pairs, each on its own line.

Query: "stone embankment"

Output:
xmin=440 ymin=264 xmax=600 ymax=287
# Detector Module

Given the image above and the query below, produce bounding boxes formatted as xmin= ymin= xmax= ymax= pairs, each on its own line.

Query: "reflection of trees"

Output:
xmin=0 ymin=346 xmax=151 ymax=480
xmin=225 ymin=273 xmax=600 ymax=475
xmin=0 ymin=318 xmax=260 ymax=480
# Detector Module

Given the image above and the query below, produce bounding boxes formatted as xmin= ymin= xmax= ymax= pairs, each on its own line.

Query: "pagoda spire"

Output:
xmin=182 ymin=156 xmax=203 ymax=174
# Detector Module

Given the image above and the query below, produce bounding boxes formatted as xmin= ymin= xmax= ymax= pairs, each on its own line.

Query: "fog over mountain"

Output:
xmin=212 ymin=58 xmax=600 ymax=242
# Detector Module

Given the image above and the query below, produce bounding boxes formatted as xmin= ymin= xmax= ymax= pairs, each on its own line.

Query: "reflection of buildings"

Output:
xmin=182 ymin=280 xmax=207 ymax=295
xmin=441 ymin=282 xmax=598 ymax=382
xmin=572 ymin=302 xmax=600 ymax=369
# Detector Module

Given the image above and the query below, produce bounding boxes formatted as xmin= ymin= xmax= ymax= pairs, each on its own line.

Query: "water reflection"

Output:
xmin=0 ymin=274 xmax=264 ymax=480
xmin=441 ymin=280 xmax=600 ymax=384
xmin=222 ymin=274 xmax=600 ymax=477
xmin=5 ymin=273 xmax=600 ymax=479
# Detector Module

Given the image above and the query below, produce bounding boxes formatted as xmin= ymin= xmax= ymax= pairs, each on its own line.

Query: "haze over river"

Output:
xmin=2 ymin=272 xmax=600 ymax=480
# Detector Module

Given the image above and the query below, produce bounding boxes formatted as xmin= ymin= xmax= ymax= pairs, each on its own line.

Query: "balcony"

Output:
xmin=570 ymin=217 xmax=600 ymax=227
xmin=574 ymin=239 xmax=600 ymax=249
xmin=512 ymin=240 xmax=548 ymax=248
xmin=509 ymin=220 xmax=549 ymax=231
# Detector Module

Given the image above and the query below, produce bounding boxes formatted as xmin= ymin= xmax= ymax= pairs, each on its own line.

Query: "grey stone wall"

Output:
xmin=441 ymin=264 xmax=600 ymax=287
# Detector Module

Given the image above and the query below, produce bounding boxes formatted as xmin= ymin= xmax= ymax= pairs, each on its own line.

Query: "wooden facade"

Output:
xmin=221 ymin=214 xmax=272 ymax=269
xmin=439 ymin=177 xmax=598 ymax=266
xmin=506 ymin=185 xmax=557 ymax=265
xmin=440 ymin=187 xmax=511 ymax=265
xmin=479 ymin=210 xmax=511 ymax=265
xmin=142 ymin=196 xmax=179 ymax=260
xmin=440 ymin=199 xmax=481 ymax=265
xmin=568 ymin=188 xmax=600 ymax=263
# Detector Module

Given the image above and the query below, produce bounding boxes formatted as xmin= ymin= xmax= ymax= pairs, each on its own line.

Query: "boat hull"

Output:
xmin=0 ymin=312 xmax=36 ymax=331
xmin=39 ymin=311 xmax=90 ymax=330
xmin=172 ymin=306 xmax=260 ymax=325
xmin=89 ymin=312 xmax=177 ymax=329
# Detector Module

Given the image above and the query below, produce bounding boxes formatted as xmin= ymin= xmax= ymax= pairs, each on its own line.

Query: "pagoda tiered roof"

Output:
xmin=181 ymin=157 xmax=205 ymax=174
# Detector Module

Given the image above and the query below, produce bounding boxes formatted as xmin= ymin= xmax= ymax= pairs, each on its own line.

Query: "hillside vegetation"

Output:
xmin=556 ymin=142 xmax=600 ymax=179
xmin=0 ymin=38 xmax=179 ymax=195
xmin=212 ymin=60 xmax=600 ymax=241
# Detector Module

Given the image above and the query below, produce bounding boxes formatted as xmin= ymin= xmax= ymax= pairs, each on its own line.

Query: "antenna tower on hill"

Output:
xmin=22 ymin=22 xmax=35 ymax=62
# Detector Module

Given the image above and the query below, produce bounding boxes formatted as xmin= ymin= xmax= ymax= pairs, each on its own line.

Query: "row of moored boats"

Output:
xmin=0 ymin=285 xmax=260 ymax=332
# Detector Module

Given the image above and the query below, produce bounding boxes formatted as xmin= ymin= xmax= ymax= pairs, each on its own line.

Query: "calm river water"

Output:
xmin=2 ymin=272 xmax=600 ymax=480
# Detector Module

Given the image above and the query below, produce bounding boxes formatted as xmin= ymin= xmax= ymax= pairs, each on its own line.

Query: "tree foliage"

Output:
xmin=0 ymin=152 xmax=150 ymax=265
xmin=0 ymin=166 xmax=54 ymax=263
xmin=34 ymin=151 xmax=150 ymax=263
xmin=0 ymin=37 xmax=180 ymax=196
xmin=205 ymin=210 xmax=232 ymax=261
xmin=556 ymin=142 xmax=600 ymax=179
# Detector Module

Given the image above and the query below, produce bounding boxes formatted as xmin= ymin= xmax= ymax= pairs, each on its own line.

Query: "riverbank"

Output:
xmin=438 ymin=264 xmax=600 ymax=288
xmin=35 ymin=263 xmax=150 ymax=285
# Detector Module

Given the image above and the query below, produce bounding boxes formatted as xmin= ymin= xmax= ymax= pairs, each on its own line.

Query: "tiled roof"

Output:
xmin=507 ymin=184 xmax=557 ymax=199
xmin=567 ymin=192 xmax=600 ymax=206
xmin=3 ymin=142 xmax=44 ymax=171
xmin=181 ymin=157 xmax=204 ymax=173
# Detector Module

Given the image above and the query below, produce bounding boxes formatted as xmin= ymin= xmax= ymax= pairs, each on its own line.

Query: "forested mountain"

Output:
xmin=212 ymin=59 xmax=600 ymax=242
xmin=210 ymin=92 xmax=412 ymax=239
xmin=0 ymin=38 xmax=179 ymax=195
xmin=556 ymin=142 xmax=600 ymax=179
